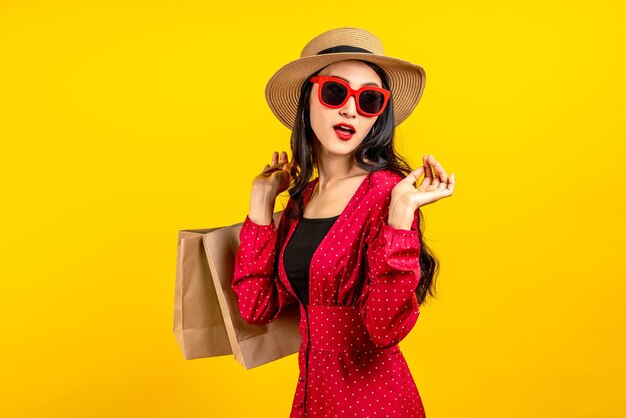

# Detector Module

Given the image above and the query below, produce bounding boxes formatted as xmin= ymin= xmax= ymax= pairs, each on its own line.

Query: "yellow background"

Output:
xmin=1 ymin=1 xmax=624 ymax=417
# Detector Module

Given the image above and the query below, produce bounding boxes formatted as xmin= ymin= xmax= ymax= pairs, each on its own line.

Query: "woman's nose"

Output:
xmin=339 ymin=95 xmax=357 ymax=118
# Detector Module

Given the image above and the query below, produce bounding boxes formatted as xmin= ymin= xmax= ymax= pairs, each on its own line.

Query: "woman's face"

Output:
xmin=308 ymin=60 xmax=383 ymax=158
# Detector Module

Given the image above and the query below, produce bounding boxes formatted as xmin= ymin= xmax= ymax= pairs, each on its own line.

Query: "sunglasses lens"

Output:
xmin=320 ymin=81 xmax=348 ymax=106
xmin=359 ymin=90 xmax=385 ymax=115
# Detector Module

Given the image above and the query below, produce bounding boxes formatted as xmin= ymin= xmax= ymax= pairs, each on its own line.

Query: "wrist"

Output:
xmin=249 ymin=185 xmax=277 ymax=226
xmin=251 ymin=183 xmax=277 ymax=201
xmin=387 ymin=202 xmax=416 ymax=231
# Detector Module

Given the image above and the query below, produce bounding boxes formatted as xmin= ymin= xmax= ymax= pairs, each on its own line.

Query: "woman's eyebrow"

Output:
xmin=331 ymin=75 xmax=380 ymax=88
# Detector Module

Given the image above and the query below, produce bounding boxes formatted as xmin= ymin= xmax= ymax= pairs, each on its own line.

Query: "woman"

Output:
xmin=232 ymin=27 xmax=455 ymax=418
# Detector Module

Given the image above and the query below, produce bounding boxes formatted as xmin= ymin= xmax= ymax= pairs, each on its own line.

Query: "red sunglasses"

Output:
xmin=309 ymin=75 xmax=390 ymax=117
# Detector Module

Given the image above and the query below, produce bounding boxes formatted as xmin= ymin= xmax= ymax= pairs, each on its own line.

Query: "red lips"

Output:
xmin=333 ymin=123 xmax=356 ymax=140
xmin=333 ymin=123 xmax=356 ymax=133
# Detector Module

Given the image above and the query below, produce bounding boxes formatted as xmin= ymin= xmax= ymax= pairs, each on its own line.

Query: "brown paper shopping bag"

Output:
xmin=173 ymin=210 xmax=301 ymax=369
xmin=174 ymin=226 xmax=232 ymax=360
xmin=202 ymin=210 xmax=302 ymax=370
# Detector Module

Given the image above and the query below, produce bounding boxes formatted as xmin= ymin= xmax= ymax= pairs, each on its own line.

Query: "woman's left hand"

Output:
xmin=388 ymin=154 xmax=455 ymax=230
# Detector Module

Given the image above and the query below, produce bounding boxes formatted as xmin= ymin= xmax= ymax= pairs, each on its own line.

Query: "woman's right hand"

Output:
xmin=252 ymin=150 xmax=296 ymax=198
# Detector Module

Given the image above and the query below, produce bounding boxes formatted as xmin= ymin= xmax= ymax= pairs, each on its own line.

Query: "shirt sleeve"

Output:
xmin=359 ymin=204 xmax=421 ymax=348
xmin=231 ymin=212 xmax=298 ymax=325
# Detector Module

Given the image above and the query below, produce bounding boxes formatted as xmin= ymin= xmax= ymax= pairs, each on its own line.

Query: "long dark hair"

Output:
xmin=282 ymin=60 xmax=439 ymax=306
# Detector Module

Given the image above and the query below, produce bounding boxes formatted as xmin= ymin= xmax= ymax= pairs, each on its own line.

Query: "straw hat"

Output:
xmin=265 ymin=27 xmax=426 ymax=130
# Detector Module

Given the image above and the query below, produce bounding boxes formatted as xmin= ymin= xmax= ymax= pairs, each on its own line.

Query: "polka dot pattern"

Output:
xmin=232 ymin=169 xmax=425 ymax=417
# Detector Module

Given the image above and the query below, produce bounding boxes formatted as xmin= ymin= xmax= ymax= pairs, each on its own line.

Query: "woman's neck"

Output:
xmin=315 ymin=146 xmax=368 ymax=191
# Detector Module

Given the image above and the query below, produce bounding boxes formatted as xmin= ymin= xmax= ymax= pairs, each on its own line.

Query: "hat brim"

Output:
xmin=265 ymin=52 xmax=426 ymax=130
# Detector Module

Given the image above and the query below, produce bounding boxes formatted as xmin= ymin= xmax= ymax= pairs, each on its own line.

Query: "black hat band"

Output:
xmin=317 ymin=45 xmax=373 ymax=55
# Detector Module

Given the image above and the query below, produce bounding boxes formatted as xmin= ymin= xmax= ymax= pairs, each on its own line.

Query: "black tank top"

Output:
xmin=283 ymin=215 xmax=340 ymax=306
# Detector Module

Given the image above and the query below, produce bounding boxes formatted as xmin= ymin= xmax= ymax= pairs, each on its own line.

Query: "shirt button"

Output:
xmin=299 ymin=377 xmax=305 ymax=382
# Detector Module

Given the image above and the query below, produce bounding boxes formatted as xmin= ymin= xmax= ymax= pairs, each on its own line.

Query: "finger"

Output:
xmin=264 ymin=167 xmax=281 ymax=176
xmin=428 ymin=155 xmax=440 ymax=189
xmin=436 ymin=171 xmax=455 ymax=195
xmin=271 ymin=151 xmax=278 ymax=166
xmin=421 ymin=155 xmax=433 ymax=188
xmin=403 ymin=166 xmax=424 ymax=186
xmin=433 ymin=157 xmax=448 ymax=185
xmin=414 ymin=167 xmax=425 ymax=191
xmin=261 ymin=164 xmax=277 ymax=174
xmin=279 ymin=151 xmax=288 ymax=163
